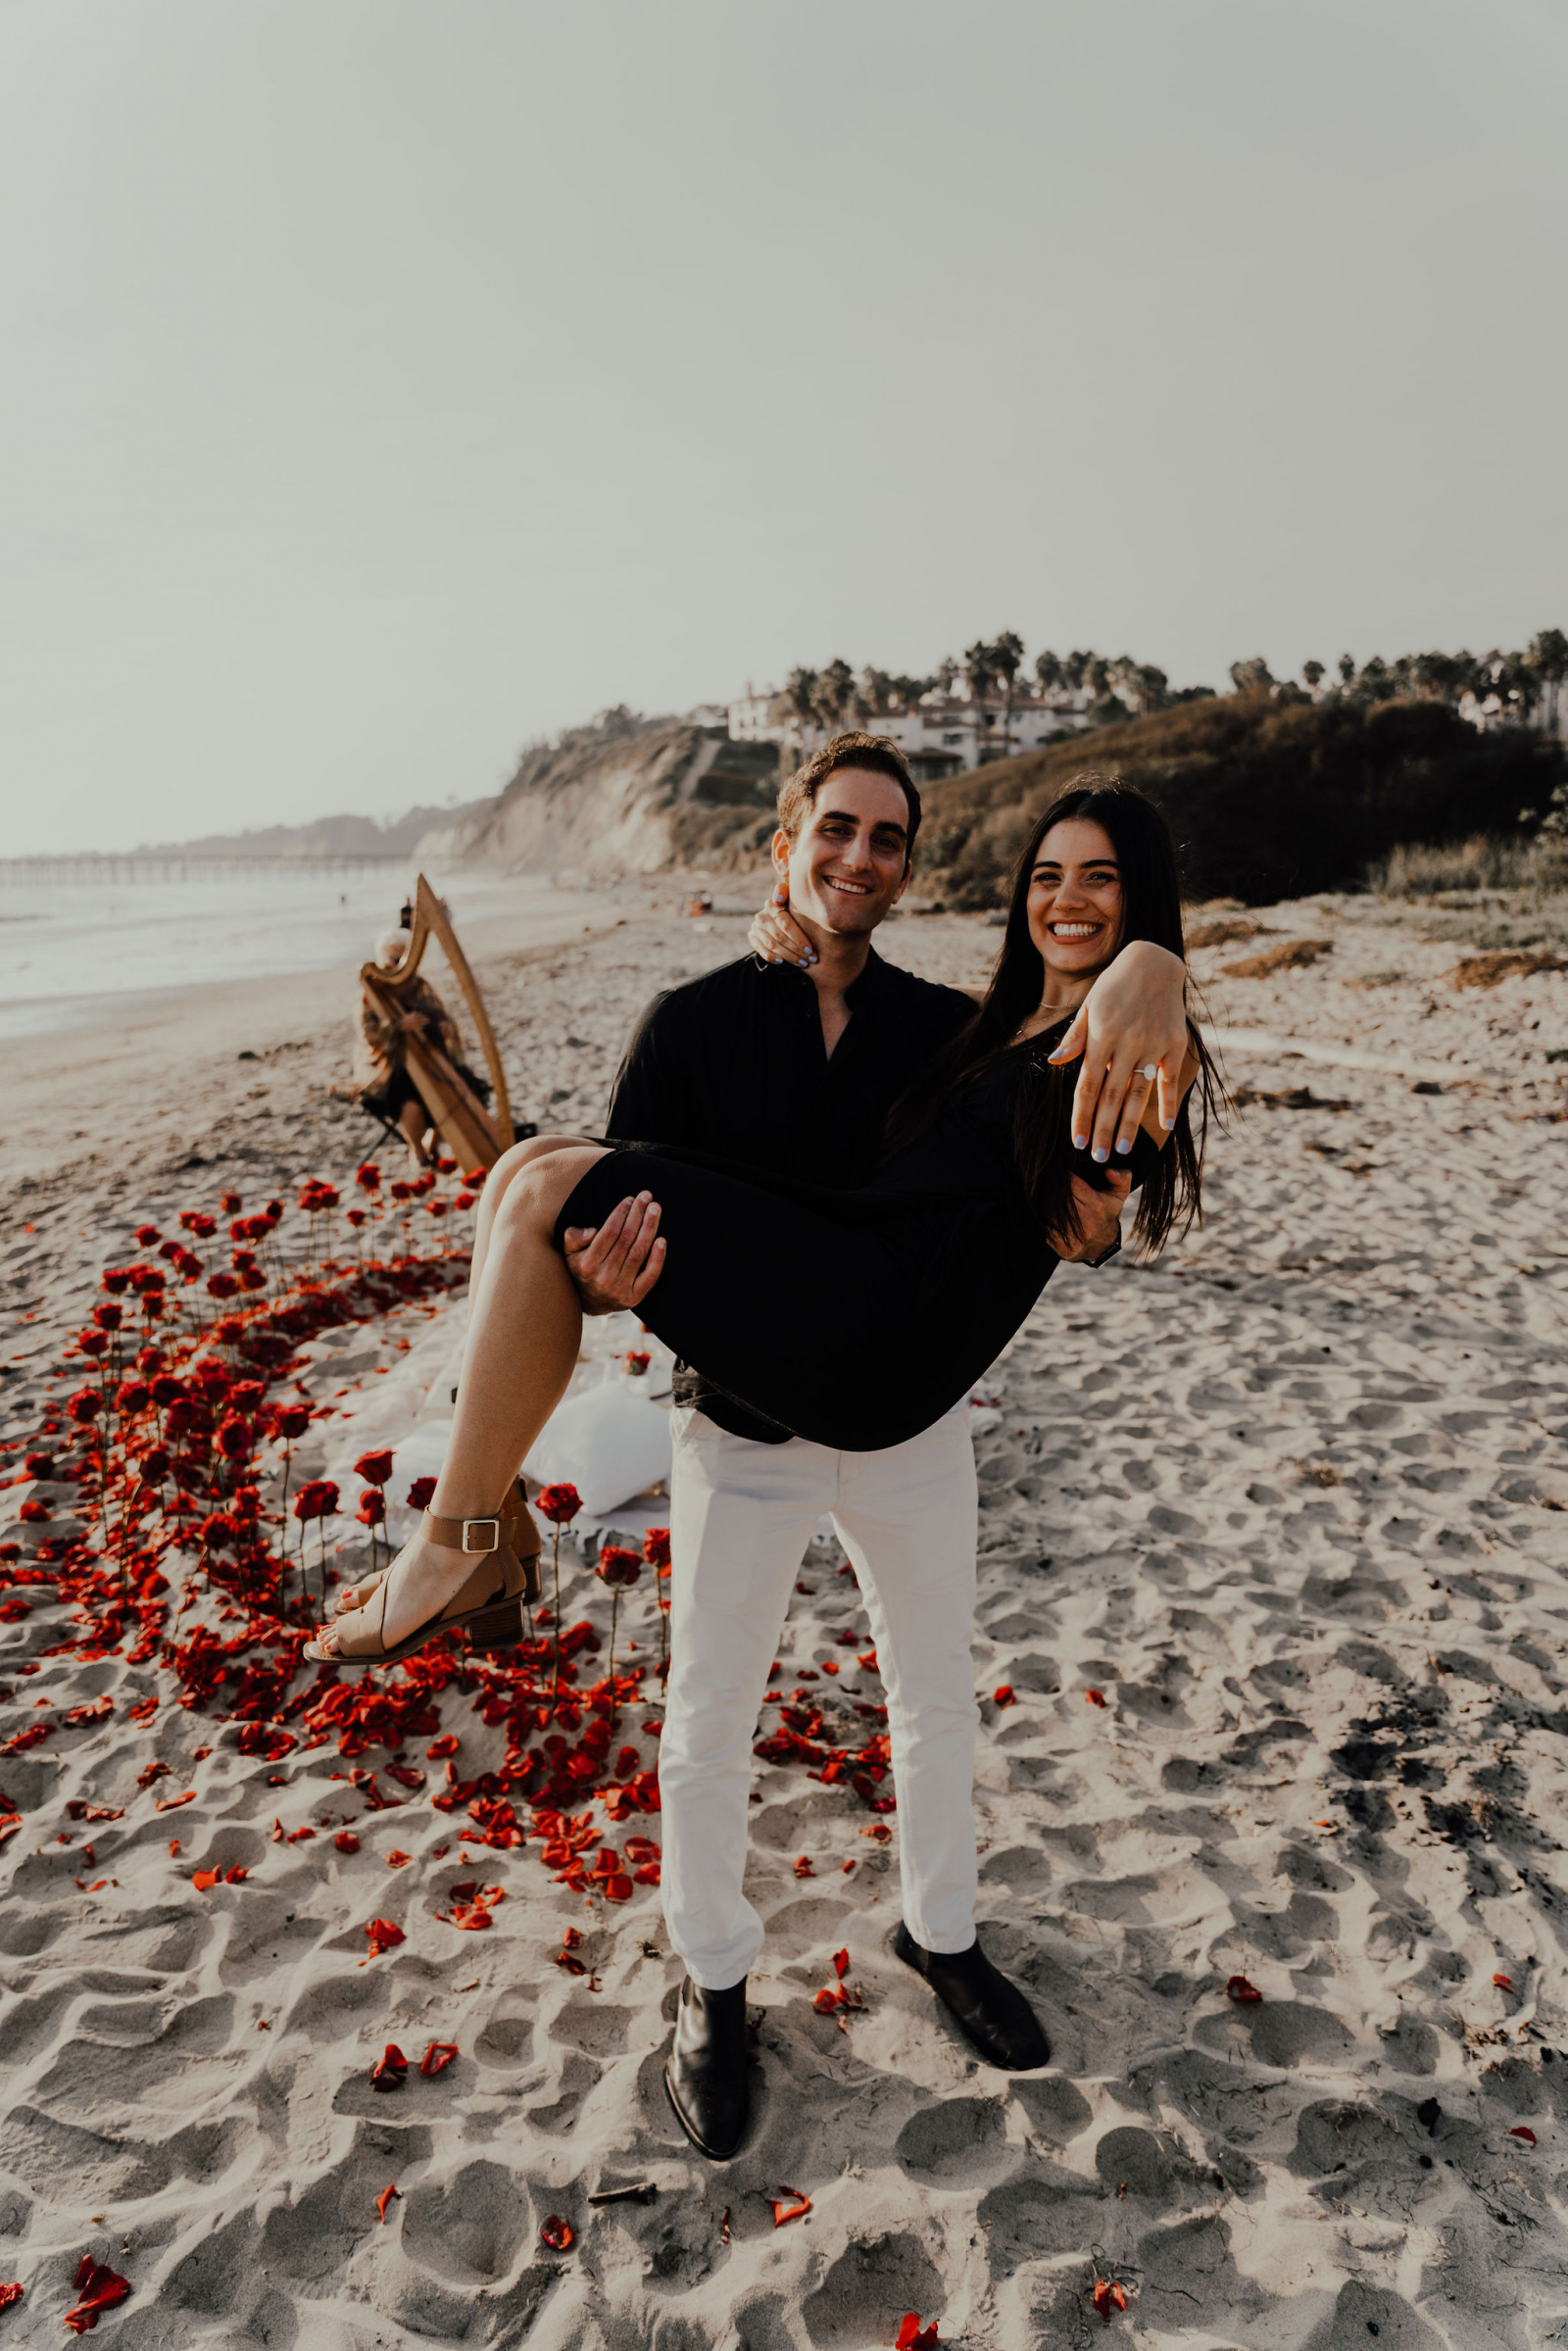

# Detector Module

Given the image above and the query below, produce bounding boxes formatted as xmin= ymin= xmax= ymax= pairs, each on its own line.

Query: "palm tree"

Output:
xmin=936 ymin=657 xmax=958 ymax=696
xmin=962 ymin=640 xmax=998 ymax=762
xmin=990 ymin=629 xmax=1024 ymax=756
xmin=1301 ymin=661 xmax=1325 ymax=693
xmin=858 ymin=666 xmax=895 ymax=718
xmin=1034 ymin=650 xmax=1064 ymax=697
xmin=1527 ymin=628 xmax=1568 ymax=736
xmin=784 ymin=666 xmax=820 ymax=757
xmin=1337 ymin=654 xmax=1355 ymax=689
xmin=813 ymin=659 xmax=857 ymax=736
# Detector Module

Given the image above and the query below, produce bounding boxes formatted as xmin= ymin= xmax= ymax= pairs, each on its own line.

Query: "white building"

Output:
xmin=725 ymin=684 xmax=1090 ymax=776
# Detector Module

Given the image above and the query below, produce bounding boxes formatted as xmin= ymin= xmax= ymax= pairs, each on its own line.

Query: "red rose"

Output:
xmin=406 ymin=1477 xmax=437 ymax=1511
xmin=76 ymin=1331 xmax=110 ymax=1359
xmin=274 ymin=1404 xmax=311 ymax=1442
xmin=357 ymin=1489 xmax=386 ymax=1529
xmin=68 ymin=1388 xmax=104 ymax=1425
xmin=355 ymin=1162 xmax=382 ymax=1192
xmin=217 ymin=1413 xmax=252 ymax=1463
xmin=293 ymin=1480 xmax=339 ymax=1523
xmin=642 ymin=1527 xmax=670 ymax=1569
xmin=93 ymin=1303 xmax=122 ymax=1331
xmin=116 ymin=1382 xmax=150 ymax=1417
xmin=134 ymin=1223 xmax=161 ymax=1246
xmin=151 ymin=1376 xmax=183 ymax=1408
xmin=100 ymin=1268 xmax=131 ymax=1296
xmin=536 ymin=1483 xmax=582 ymax=1526
xmin=354 ymin=1450 xmax=395 ymax=1488
xmin=596 ymin=1545 xmax=641 ymax=1590
xmin=220 ymin=1191 xmax=242 ymax=1213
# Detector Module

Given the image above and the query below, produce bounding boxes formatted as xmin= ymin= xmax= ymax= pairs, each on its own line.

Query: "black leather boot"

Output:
xmin=894 ymin=1923 xmax=1051 ymax=2070
xmin=663 ymin=1975 xmax=751 ymax=2159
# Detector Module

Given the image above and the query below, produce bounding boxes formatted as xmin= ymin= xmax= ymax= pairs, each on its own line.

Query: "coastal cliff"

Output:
xmin=421 ymin=711 xmax=781 ymax=877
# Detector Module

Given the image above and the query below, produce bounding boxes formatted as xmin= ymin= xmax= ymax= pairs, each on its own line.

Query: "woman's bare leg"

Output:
xmin=396 ymin=1099 xmax=429 ymax=1167
xmin=309 ymin=1141 xmax=612 ymax=1656
xmin=331 ymin=1132 xmax=599 ymax=1619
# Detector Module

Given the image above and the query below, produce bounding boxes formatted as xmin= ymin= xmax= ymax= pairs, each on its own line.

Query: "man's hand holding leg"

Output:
xmin=1045 ymin=1171 xmax=1131 ymax=1264
xmin=564 ymin=1191 xmax=666 ymax=1313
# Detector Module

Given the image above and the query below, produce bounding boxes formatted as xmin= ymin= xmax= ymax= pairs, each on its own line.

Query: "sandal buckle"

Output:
xmin=461 ymin=1517 xmax=501 ymax=1553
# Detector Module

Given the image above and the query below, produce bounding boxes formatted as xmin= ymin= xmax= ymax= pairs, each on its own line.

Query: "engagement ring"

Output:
xmin=1141 ymin=1063 xmax=1157 ymax=1081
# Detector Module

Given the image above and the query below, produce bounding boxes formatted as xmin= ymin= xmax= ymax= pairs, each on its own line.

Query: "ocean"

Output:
xmin=0 ymin=865 xmax=575 ymax=1045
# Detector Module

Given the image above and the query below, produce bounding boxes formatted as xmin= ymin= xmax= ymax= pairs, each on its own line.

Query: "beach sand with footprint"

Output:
xmin=1 ymin=888 xmax=1567 ymax=2346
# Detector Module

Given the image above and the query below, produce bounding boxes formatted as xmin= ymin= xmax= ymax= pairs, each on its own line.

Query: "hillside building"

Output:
xmin=726 ymin=684 xmax=1090 ymax=779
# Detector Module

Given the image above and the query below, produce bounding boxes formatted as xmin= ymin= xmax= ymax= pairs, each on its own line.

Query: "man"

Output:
xmin=564 ymin=732 xmax=1187 ymax=2160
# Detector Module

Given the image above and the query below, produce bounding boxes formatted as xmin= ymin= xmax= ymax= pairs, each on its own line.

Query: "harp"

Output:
xmin=360 ymin=874 xmax=514 ymax=1170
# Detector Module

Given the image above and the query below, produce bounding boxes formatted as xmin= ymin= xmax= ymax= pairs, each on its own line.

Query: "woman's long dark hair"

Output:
xmin=884 ymin=774 xmax=1220 ymax=1253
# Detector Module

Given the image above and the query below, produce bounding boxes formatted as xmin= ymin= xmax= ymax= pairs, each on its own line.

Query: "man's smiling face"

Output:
xmin=772 ymin=767 xmax=912 ymax=940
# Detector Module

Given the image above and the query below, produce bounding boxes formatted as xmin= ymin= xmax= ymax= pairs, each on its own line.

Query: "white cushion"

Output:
xmin=522 ymin=1381 xmax=673 ymax=1516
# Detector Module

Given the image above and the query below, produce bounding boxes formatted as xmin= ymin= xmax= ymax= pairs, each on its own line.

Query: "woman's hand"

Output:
xmin=1046 ymin=941 xmax=1190 ymax=1159
xmin=747 ymin=882 xmax=817 ymax=968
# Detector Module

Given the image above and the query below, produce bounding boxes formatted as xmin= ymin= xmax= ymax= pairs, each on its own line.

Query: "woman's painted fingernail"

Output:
xmin=1093 ymin=1146 xmax=1108 ymax=1164
xmin=1115 ymin=1137 xmax=1132 ymax=1153
xmin=1162 ymin=1115 xmax=1176 ymax=1129
xmin=1073 ymin=1132 xmax=1088 ymax=1151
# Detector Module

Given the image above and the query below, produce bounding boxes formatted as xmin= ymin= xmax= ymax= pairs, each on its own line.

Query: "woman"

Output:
xmin=354 ymin=928 xmax=493 ymax=1168
xmin=310 ymin=779 xmax=1216 ymax=1665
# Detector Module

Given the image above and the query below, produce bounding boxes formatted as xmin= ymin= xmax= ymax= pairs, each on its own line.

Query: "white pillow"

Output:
xmin=522 ymin=1383 xmax=672 ymax=1516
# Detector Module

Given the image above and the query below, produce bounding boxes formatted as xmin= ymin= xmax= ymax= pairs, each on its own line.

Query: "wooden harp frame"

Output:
xmin=360 ymin=873 xmax=514 ymax=1168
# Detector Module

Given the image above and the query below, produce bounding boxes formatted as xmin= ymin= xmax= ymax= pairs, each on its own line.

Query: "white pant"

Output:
xmin=659 ymin=1402 xmax=980 ymax=1989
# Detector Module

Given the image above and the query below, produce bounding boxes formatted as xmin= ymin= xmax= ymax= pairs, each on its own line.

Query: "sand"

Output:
xmin=2 ymin=885 xmax=1568 ymax=2348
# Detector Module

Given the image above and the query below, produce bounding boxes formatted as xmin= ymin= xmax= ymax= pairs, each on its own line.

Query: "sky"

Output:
xmin=2 ymin=0 xmax=1565 ymax=855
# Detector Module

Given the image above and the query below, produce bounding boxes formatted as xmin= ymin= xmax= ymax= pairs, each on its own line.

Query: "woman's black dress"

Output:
xmin=557 ymin=1033 xmax=1160 ymax=1454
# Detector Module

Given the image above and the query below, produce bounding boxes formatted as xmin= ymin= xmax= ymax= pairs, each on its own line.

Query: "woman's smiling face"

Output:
xmin=1026 ymin=816 xmax=1124 ymax=986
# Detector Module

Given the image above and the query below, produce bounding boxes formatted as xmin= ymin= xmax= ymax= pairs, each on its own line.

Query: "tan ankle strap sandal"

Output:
xmin=318 ymin=1484 xmax=542 ymax=1667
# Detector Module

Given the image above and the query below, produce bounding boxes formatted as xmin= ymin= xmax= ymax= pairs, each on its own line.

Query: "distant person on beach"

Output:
xmin=316 ymin=743 xmax=1210 ymax=2164
xmin=352 ymin=928 xmax=492 ymax=1167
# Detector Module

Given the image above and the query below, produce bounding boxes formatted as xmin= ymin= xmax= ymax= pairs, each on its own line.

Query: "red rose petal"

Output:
xmin=375 ymin=2182 xmax=398 ymax=2225
xmin=771 ymin=2188 xmax=811 ymax=2227
xmin=420 ymin=2040 xmax=459 ymax=2077
xmin=1226 ymin=1974 xmax=1262 ymax=2004
xmin=540 ymin=2215 xmax=574 ymax=2250
xmin=1092 ymin=2278 xmax=1128 ymax=2321
xmin=1510 ymin=2126 xmax=1538 ymax=2145
xmin=370 ymin=2043 xmax=408 ymax=2090
xmin=63 ymin=2257 xmax=130 ymax=2332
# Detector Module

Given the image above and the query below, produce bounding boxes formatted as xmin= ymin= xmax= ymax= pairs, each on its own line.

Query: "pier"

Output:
xmin=0 ymin=854 xmax=410 ymax=885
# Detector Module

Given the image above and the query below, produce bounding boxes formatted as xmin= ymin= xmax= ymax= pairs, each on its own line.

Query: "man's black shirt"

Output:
xmin=605 ymin=947 xmax=974 ymax=1441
